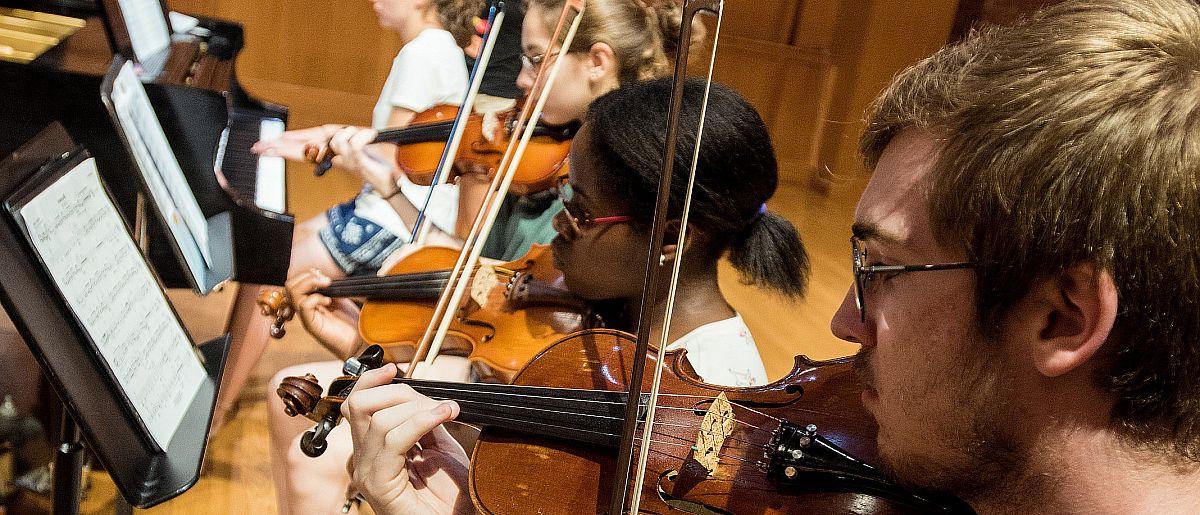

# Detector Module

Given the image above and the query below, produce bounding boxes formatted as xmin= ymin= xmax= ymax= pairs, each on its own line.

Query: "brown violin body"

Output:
xmin=466 ymin=329 xmax=965 ymax=514
xmin=393 ymin=104 xmax=574 ymax=195
xmin=258 ymin=245 xmax=590 ymax=383
xmin=280 ymin=331 xmax=969 ymax=514
xmin=362 ymin=244 xmax=589 ymax=383
xmin=304 ymin=104 xmax=575 ymax=195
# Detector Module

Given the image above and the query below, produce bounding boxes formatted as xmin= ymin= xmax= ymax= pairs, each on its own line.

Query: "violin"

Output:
xmin=259 ymin=244 xmax=594 ymax=383
xmin=302 ymin=104 xmax=577 ymax=195
xmin=278 ymin=333 xmax=974 ymax=514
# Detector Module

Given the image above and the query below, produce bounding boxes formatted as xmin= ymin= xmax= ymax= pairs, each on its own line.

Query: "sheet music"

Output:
xmin=116 ymin=0 xmax=170 ymax=64
xmin=110 ymin=60 xmax=213 ymax=277
xmin=17 ymin=158 xmax=205 ymax=450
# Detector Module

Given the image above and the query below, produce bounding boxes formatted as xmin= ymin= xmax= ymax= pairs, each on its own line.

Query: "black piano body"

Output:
xmin=0 ymin=0 xmax=293 ymax=286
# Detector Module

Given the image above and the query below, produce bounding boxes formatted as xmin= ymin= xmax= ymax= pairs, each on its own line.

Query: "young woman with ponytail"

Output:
xmin=549 ymin=77 xmax=806 ymax=386
xmin=340 ymin=77 xmax=809 ymax=513
xmin=265 ymin=2 xmax=712 ymax=512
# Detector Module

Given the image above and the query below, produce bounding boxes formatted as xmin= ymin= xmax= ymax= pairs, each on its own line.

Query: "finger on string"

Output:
xmin=345 ymin=381 xmax=430 ymax=422
xmin=298 ymin=292 xmax=330 ymax=313
xmin=347 ymin=363 xmax=399 ymax=397
xmin=380 ymin=401 xmax=460 ymax=461
xmin=285 ymin=269 xmax=330 ymax=293
xmin=344 ymin=365 xmax=404 ymax=445
xmin=359 ymin=396 xmax=445 ymax=450
xmin=418 ymin=420 xmax=466 ymax=457
xmin=348 ymin=128 xmax=377 ymax=150
xmin=332 ymin=125 xmax=368 ymax=152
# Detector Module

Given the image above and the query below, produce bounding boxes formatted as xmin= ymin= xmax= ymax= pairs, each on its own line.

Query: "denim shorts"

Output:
xmin=319 ymin=197 xmax=405 ymax=276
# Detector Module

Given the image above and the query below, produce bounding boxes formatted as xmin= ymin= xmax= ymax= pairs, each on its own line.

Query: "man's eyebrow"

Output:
xmin=851 ymin=221 xmax=903 ymax=245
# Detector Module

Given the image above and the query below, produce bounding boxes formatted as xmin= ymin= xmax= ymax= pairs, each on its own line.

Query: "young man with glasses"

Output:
xmin=830 ymin=0 xmax=1200 ymax=512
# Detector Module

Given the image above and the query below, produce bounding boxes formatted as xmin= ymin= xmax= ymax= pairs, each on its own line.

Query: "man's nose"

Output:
xmin=516 ymin=66 xmax=535 ymax=93
xmin=830 ymin=287 xmax=864 ymax=345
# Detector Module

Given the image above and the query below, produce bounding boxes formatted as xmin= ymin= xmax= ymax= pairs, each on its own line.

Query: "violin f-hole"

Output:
xmin=655 ymin=470 xmax=731 ymax=515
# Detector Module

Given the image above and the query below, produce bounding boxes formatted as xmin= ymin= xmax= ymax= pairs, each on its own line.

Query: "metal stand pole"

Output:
xmin=51 ymin=408 xmax=83 ymax=515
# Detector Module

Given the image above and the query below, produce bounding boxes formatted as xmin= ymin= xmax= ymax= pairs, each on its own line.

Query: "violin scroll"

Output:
xmin=277 ymin=373 xmax=321 ymax=417
xmin=256 ymin=289 xmax=295 ymax=339
xmin=278 ymin=346 xmax=390 ymax=458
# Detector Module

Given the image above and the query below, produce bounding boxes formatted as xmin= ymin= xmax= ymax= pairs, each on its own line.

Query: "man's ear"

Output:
xmin=586 ymin=42 xmax=617 ymax=82
xmin=1007 ymin=262 xmax=1118 ymax=378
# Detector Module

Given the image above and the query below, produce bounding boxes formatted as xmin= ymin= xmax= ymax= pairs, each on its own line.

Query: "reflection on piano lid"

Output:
xmin=0 ymin=7 xmax=84 ymax=63
xmin=0 ymin=0 xmax=97 ymax=19
xmin=216 ymin=112 xmax=287 ymax=214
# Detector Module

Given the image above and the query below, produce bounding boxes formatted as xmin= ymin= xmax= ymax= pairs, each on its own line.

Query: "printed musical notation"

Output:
xmin=116 ymin=0 xmax=170 ymax=64
xmin=110 ymin=59 xmax=212 ymax=286
xmin=18 ymin=158 xmax=206 ymax=450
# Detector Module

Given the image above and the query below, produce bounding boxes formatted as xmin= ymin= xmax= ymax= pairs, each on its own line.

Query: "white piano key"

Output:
xmin=255 ymin=118 xmax=287 ymax=213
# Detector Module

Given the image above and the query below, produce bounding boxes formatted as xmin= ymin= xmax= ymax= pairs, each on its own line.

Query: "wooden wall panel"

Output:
xmin=720 ymin=0 xmax=803 ymax=44
xmin=711 ymin=36 xmax=835 ymax=184
xmin=175 ymin=0 xmax=399 ymax=96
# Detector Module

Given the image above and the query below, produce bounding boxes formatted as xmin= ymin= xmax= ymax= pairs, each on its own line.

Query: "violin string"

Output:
xmin=536 ymin=360 xmax=853 ymax=424
xmin=409 ymin=396 xmax=780 ymax=469
xmin=634 ymin=423 xmax=765 ymax=458
xmin=407 ymin=384 xmax=781 ymax=438
xmin=397 ymin=380 xmax=864 ymax=445
xmin=419 ymin=395 xmax=772 ymax=450
xmin=649 ymin=406 xmax=777 ymax=436
xmin=643 ymin=420 xmax=766 ymax=449
xmin=633 ymin=438 xmax=761 ymax=468
xmin=402 ymin=382 xmax=790 ymax=439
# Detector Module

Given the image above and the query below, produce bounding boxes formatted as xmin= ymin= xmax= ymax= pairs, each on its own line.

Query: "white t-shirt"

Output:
xmin=665 ymin=314 xmax=769 ymax=387
xmin=357 ymin=28 xmax=467 ymax=239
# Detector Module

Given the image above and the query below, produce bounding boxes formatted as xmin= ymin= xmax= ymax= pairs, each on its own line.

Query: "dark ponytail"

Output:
xmin=729 ymin=211 xmax=809 ymax=297
xmin=584 ymin=77 xmax=809 ymax=297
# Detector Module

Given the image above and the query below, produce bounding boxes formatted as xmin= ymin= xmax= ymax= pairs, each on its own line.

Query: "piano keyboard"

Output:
xmin=217 ymin=110 xmax=287 ymax=213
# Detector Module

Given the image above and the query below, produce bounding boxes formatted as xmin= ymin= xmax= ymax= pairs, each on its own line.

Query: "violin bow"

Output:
xmin=609 ymin=0 xmax=724 ymax=512
xmin=408 ymin=0 xmax=507 ymax=245
xmin=404 ymin=0 xmax=588 ymax=376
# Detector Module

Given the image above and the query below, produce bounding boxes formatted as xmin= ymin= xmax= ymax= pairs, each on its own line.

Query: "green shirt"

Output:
xmin=481 ymin=191 xmax=563 ymax=261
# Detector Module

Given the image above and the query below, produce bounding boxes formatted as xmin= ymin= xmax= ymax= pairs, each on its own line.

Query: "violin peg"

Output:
xmin=277 ymin=373 xmax=322 ymax=417
xmin=257 ymin=289 xmax=292 ymax=316
xmin=303 ymin=143 xmax=326 ymax=163
xmin=358 ymin=345 xmax=385 ymax=370
xmin=269 ymin=321 xmax=287 ymax=339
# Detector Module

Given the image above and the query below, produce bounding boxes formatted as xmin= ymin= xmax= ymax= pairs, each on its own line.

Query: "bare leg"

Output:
xmin=269 ymin=356 xmax=473 ymax=514
xmin=212 ymin=214 xmax=343 ymax=433
xmin=269 ymin=360 xmax=347 ymax=515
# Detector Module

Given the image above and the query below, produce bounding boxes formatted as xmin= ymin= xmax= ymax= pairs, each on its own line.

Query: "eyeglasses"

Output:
xmin=520 ymin=50 xmax=560 ymax=71
xmin=851 ymin=236 xmax=974 ymax=323
xmin=555 ymin=180 xmax=633 ymax=236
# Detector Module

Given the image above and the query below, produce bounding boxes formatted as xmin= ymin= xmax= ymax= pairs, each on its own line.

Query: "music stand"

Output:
xmin=100 ymin=55 xmax=235 ymax=295
xmin=0 ymin=123 xmax=229 ymax=510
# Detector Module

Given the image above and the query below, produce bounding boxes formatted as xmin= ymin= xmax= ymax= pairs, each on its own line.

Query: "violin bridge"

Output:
xmin=470 ymin=265 xmax=499 ymax=308
xmin=691 ymin=392 xmax=734 ymax=475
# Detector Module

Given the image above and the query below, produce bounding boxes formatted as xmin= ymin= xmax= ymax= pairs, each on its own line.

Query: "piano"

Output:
xmin=0 ymin=0 xmax=293 ymax=286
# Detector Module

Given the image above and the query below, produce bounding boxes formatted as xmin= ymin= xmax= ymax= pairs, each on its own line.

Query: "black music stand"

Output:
xmin=100 ymin=56 xmax=235 ymax=295
xmin=0 ymin=123 xmax=229 ymax=511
